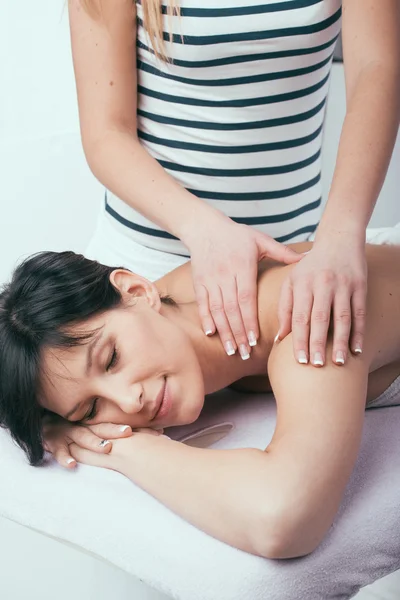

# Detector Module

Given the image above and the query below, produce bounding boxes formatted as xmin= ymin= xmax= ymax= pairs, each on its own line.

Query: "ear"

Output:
xmin=109 ymin=270 xmax=161 ymax=311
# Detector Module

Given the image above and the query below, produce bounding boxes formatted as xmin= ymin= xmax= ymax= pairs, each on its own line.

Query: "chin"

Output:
xmin=177 ymin=394 xmax=204 ymax=427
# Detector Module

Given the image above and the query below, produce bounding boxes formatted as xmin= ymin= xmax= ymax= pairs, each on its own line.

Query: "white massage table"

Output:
xmin=1 ymin=388 xmax=400 ymax=600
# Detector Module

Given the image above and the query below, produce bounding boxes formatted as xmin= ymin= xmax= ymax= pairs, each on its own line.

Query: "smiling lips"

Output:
xmin=152 ymin=377 xmax=167 ymax=421
xmin=152 ymin=377 xmax=172 ymax=422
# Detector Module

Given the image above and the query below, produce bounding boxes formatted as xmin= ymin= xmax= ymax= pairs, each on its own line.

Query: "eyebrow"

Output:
xmin=62 ymin=330 xmax=103 ymax=420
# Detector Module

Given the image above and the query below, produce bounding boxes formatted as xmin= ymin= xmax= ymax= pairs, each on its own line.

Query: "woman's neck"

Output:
xmin=154 ymin=252 xmax=302 ymax=394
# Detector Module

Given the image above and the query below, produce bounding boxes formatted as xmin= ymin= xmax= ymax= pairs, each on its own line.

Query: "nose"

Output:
xmin=106 ymin=382 xmax=144 ymax=415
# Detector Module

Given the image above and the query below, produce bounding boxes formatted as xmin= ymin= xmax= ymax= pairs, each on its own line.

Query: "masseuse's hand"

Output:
xmin=277 ymin=232 xmax=367 ymax=366
xmin=42 ymin=414 xmax=134 ymax=469
xmin=184 ymin=214 xmax=302 ymax=359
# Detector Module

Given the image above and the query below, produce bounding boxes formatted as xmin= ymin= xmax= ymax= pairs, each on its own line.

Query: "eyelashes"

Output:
xmin=82 ymin=345 xmax=119 ymax=423
xmin=106 ymin=346 xmax=118 ymax=371
xmin=83 ymin=398 xmax=98 ymax=422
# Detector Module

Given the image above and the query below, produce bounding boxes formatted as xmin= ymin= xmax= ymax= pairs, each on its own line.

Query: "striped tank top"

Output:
xmin=105 ymin=0 xmax=342 ymax=256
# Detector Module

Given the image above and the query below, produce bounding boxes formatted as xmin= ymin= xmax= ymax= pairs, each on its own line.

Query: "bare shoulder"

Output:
xmin=362 ymin=244 xmax=400 ymax=370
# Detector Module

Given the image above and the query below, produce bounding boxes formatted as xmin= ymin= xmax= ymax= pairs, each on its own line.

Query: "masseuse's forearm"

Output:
xmin=86 ymin=129 xmax=224 ymax=245
xmin=114 ymin=436 xmax=284 ymax=558
xmin=317 ymin=64 xmax=400 ymax=239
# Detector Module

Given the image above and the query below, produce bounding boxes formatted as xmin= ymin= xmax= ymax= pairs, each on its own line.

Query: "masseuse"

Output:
xmin=50 ymin=0 xmax=399 ymax=457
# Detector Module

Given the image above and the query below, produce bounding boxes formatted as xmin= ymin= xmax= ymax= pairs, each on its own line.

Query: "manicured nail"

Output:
xmin=239 ymin=344 xmax=250 ymax=360
xmin=274 ymin=331 xmax=281 ymax=344
xmin=99 ymin=439 xmax=111 ymax=448
xmin=354 ymin=344 xmax=363 ymax=355
xmin=298 ymin=350 xmax=308 ymax=364
xmin=66 ymin=458 xmax=76 ymax=465
xmin=205 ymin=329 xmax=214 ymax=336
xmin=248 ymin=331 xmax=257 ymax=347
xmin=225 ymin=341 xmax=236 ymax=356
xmin=313 ymin=352 xmax=324 ymax=366
xmin=335 ymin=351 xmax=345 ymax=365
xmin=119 ymin=425 xmax=130 ymax=432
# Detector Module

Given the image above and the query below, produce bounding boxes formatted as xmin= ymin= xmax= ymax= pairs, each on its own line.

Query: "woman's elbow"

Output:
xmin=251 ymin=503 xmax=327 ymax=560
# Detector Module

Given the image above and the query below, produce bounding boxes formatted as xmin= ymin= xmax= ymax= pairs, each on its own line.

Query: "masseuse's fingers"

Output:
xmin=235 ymin=262 xmax=259 ymax=350
xmin=350 ymin=283 xmax=367 ymax=356
xmin=331 ymin=288 xmax=352 ymax=365
xmin=218 ymin=278 xmax=252 ymax=360
xmin=309 ymin=279 xmax=334 ymax=367
xmin=290 ymin=280 xmax=313 ymax=365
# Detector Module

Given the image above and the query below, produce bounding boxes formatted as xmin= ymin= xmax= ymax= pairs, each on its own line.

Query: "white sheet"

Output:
xmin=1 ymin=389 xmax=400 ymax=600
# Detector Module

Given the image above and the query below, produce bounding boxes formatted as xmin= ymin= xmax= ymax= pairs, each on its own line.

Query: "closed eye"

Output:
xmin=82 ymin=398 xmax=98 ymax=422
xmin=107 ymin=346 xmax=118 ymax=371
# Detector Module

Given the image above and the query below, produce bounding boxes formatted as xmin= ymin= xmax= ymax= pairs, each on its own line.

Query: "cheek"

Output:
xmin=136 ymin=315 xmax=184 ymax=366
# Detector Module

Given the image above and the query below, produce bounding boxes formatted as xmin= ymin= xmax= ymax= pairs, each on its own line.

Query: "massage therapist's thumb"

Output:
xmin=256 ymin=233 xmax=302 ymax=265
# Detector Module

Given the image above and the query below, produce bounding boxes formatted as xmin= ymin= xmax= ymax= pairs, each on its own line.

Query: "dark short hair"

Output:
xmin=0 ymin=251 xmax=175 ymax=466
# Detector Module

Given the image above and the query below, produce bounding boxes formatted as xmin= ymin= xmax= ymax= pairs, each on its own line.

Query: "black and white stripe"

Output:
xmin=106 ymin=0 xmax=342 ymax=254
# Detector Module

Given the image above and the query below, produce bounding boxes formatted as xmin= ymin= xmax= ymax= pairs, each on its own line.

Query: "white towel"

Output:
xmin=1 ymin=389 xmax=400 ymax=600
xmin=365 ymin=221 xmax=400 ymax=245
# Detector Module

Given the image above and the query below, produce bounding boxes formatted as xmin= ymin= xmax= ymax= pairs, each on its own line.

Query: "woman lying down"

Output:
xmin=1 ymin=242 xmax=400 ymax=560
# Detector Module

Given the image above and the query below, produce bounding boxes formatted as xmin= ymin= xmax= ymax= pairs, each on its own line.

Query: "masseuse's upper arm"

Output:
xmin=342 ymin=0 xmax=400 ymax=100
xmin=68 ymin=0 xmax=138 ymax=153
xmin=266 ymin=336 xmax=369 ymax=557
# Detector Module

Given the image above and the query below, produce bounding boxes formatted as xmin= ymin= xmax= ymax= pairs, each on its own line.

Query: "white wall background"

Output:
xmin=1 ymin=1 xmax=400 ymax=286
xmin=0 ymin=0 xmax=101 ymax=285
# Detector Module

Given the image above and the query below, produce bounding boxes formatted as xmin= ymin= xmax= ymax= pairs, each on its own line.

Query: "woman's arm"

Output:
xmin=68 ymin=0 xmax=301 ymax=354
xmin=279 ymin=0 xmax=400 ymax=366
xmin=318 ymin=0 xmax=400 ymax=239
xmin=68 ymin=0 xmax=220 ymax=242
xmin=265 ymin=336 xmax=368 ymax=557
xmin=70 ymin=336 xmax=369 ymax=559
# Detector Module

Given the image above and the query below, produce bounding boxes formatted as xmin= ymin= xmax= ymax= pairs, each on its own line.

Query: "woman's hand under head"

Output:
xmin=66 ymin=428 xmax=168 ymax=472
xmin=42 ymin=412 xmax=165 ymax=470
xmin=42 ymin=413 xmax=134 ymax=468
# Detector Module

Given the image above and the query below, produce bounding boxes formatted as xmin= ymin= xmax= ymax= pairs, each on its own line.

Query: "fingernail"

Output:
xmin=248 ymin=331 xmax=257 ymax=347
xmin=335 ymin=351 xmax=345 ymax=365
xmin=119 ymin=425 xmax=130 ymax=432
xmin=313 ymin=352 xmax=324 ymax=366
xmin=205 ymin=329 xmax=214 ymax=336
xmin=99 ymin=439 xmax=111 ymax=448
xmin=225 ymin=341 xmax=236 ymax=356
xmin=274 ymin=331 xmax=281 ymax=344
xmin=354 ymin=344 xmax=363 ymax=355
xmin=239 ymin=344 xmax=250 ymax=360
xmin=66 ymin=458 xmax=76 ymax=465
xmin=298 ymin=350 xmax=308 ymax=364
